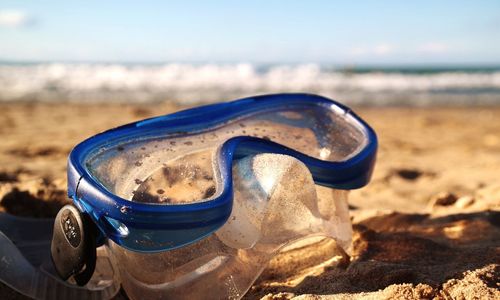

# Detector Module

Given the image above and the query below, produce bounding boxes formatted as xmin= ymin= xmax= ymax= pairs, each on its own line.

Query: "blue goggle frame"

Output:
xmin=67 ymin=93 xmax=377 ymax=252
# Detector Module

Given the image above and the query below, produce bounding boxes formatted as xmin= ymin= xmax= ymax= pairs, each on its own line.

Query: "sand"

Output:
xmin=0 ymin=103 xmax=499 ymax=299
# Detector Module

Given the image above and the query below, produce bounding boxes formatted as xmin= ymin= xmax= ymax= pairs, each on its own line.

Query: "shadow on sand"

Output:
xmin=245 ymin=210 xmax=500 ymax=298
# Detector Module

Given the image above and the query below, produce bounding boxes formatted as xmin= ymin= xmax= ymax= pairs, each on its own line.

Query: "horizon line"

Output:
xmin=1 ymin=59 xmax=500 ymax=69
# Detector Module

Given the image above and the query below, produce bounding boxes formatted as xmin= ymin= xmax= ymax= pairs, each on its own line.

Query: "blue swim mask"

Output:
xmin=0 ymin=93 xmax=377 ymax=300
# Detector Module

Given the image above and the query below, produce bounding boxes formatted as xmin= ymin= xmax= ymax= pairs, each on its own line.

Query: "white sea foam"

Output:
xmin=1 ymin=63 xmax=499 ymax=105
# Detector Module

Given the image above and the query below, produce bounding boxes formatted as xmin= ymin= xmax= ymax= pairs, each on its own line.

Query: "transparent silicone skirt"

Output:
xmin=107 ymin=154 xmax=353 ymax=300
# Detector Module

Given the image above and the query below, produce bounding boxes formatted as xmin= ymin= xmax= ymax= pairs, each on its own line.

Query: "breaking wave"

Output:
xmin=1 ymin=63 xmax=500 ymax=105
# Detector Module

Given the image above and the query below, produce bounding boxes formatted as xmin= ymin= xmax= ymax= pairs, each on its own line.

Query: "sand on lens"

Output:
xmin=0 ymin=103 xmax=498 ymax=299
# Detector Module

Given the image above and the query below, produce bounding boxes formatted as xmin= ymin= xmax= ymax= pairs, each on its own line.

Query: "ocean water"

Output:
xmin=0 ymin=63 xmax=499 ymax=106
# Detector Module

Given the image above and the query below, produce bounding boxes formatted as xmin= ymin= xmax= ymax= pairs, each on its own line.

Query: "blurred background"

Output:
xmin=1 ymin=2 xmax=500 ymax=299
xmin=1 ymin=0 xmax=500 ymax=106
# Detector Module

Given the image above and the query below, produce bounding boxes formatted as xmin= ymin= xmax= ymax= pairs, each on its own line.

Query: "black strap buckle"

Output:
xmin=51 ymin=205 xmax=97 ymax=286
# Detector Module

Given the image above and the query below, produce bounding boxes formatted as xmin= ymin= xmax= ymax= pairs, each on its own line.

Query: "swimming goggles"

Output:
xmin=45 ymin=93 xmax=377 ymax=297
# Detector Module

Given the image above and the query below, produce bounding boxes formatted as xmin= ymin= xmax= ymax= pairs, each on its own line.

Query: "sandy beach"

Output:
xmin=0 ymin=102 xmax=499 ymax=299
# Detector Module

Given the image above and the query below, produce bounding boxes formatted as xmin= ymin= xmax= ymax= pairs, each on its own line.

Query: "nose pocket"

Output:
xmin=216 ymin=153 xmax=351 ymax=250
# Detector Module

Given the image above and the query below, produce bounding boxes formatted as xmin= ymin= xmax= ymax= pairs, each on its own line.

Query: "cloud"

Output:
xmin=373 ymin=44 xmax=394 ymax=55
xmin=349 ymin=43 xmax=395 ymax=56
xmin=417 ymin=42 xmax=449 ymax=54
xmin=0 ymin=10 xmax=36 ymax=28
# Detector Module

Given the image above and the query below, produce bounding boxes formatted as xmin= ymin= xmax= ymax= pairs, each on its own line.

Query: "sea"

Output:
xmin=1 ymin=62 xmax=499 ymax=106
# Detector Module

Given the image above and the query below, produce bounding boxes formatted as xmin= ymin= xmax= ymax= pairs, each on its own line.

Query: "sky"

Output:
xmin=0 ymin=1 xmax=499 ymax=65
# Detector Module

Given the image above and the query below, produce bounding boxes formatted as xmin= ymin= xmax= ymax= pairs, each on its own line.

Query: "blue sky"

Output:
xmin=1 ymin=1 xmax=499 ymax=65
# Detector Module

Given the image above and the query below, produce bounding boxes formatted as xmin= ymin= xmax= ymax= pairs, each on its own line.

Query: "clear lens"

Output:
xmin=85 ymin=105 xmax=368 ymax=204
